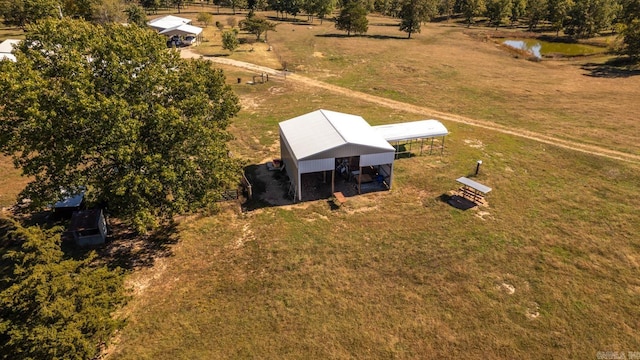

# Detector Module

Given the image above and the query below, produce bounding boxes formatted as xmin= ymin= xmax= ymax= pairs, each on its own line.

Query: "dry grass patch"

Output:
xmin=0 ymin=156 xmax=29 ymax=208
xmin=106 ymin=78 xmax=640 ymax=358
xmin=265 ymin=15 xmax=640 ymax=155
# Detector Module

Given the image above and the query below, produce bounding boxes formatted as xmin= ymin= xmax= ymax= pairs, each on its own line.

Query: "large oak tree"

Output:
xmin=0 ymin=19 xmax=242 ymax=231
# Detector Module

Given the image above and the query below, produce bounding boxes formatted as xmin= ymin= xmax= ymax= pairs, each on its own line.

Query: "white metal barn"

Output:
xmin=279 ymin=110 xmax=396 ymax=202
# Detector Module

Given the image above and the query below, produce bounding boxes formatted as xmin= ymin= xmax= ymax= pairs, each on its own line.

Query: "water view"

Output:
xmin=503 ymin=39 xmax=607 ymax=58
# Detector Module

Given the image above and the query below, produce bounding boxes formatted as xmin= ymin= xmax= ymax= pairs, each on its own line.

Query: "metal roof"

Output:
xmin=147 ymin=15 xmax=192 ymax=31
xmin=279 ymin=109 xmax=394 ymax=161
xmin=0 ymin=39 xmax=20 ymax=54
xmin=456 ymin=177 xmax=492 ymax=194
xmin=159 ymin=24 xmax=203 ymax=36
xmin=0 ymin=53 xmax=16 ymax=62
xmin=372 ymin=120 xmax=448 ymax=142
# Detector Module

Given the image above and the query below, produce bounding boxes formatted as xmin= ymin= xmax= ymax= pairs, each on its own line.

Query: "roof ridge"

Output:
xmin=320 ymin=109 xmax=348 ymax=144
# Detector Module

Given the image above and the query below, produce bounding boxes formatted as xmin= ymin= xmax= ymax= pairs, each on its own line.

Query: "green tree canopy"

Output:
xmin=620 ymin=18 xmax=640 ymax=58
xmin=0 ymin=0 xmax=59 ymax=28
xmin=398 ymin=0 xmax=437 ymax=38
xmin=547 ymin=0 xmax=573 ymax=36
xmin=0 ymin=217 xmax=126 ymax=359
xmin=241 ymin=12 xmax=278 ymax=40
xmin=459 ymin=0 xmax=486 ymax=26
xmin=314 ymin=0 xmax=337 ymax=23
xmin=335 ymin=0 xmax=369 ymax=35
xmin=197 ymin=11 xmax=214 ymax=26
xmin=0 ymin=19 xmax=242 ymax=232
xmin=485 ymin=0 xmax=512 ymax=28
xmin=93 ymin=0 xmax=127 ymax=24
xmin=619 ymin=0 xmax=640 ymax=58
xmin=222 ymin=29 xmax=240 ymax=50
xmin=564 ymin=0 xmax=619 ymax=38
xmin=125 ymin=3 xmax=148 ymax=26
xmin=525 ymin=0 xmax=549 ymax=30
xmin=510 ymin=0 xmax=527 ymax=25
xmin=140 ymin=0 xmax=161 ymax=14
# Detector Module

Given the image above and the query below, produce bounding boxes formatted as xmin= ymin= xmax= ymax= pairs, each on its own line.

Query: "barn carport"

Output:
xmin=373 ymin=120 xmax=448 ymax=157
xmin=279 ymin=110 xmax=396 ymax=202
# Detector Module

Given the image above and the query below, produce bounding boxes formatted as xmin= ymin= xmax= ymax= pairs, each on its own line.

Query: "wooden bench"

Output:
xmin=332 ymin=192 xmax=347 ymax=206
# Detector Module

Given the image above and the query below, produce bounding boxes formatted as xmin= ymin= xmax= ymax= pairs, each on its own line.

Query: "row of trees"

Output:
xmin=334 ymin=0 xmax=640 ymax=55
xmin=0 ymin=0 xmax=152 ymax=28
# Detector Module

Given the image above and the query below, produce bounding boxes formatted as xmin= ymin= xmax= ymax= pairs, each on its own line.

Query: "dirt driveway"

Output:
xmin=181 ymin=49 xmax=640 ymax=165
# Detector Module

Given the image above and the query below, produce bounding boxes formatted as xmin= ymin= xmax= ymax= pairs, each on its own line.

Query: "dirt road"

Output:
xmin=181 ymin=49 xmax=640 ymax=165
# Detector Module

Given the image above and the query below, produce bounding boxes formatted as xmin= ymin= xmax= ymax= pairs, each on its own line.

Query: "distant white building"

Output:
xmin=0 ymin=39 xmax=20 ymax=62
xmin=147 ymin=15 xmax=202 ymax=45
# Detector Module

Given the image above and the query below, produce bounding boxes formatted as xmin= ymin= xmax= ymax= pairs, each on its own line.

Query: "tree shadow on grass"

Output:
xmin=4 ymin=206 xmax=180 ymax=271
xmin=92 ymin=220 xmax=180 ymax=271
xmin=315 ymin=33 xmax=408 ymax=40
xmin=581 ymin=57 xmax=640 ymax=78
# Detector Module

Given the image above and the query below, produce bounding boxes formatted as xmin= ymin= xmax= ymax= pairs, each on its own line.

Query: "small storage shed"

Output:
xmin=68 ymin=209 xmax=107 ymax=247
xmin=279 ymin=110 xmax=396 ymax=201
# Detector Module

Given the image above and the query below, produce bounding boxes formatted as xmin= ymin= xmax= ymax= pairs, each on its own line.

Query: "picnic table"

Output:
xmin=456 ymin=177 xmax=491 ymax=203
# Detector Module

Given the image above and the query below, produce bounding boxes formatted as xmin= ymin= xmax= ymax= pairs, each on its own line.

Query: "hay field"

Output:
xmin=2 ymin=8 xmax=639 ymax=359
xmin=106 ymin=13 xmax=640 ymax=357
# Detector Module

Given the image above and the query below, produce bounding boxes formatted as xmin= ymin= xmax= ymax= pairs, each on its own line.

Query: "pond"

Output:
xmin=503 ymin=39 xmax=607 ymax=58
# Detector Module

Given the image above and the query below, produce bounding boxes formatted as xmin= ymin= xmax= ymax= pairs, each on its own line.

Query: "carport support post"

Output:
xmin=358 ymin=166 xmax=362 ymax=194
xmin=331 ymin=170 xmax=335 ymax=194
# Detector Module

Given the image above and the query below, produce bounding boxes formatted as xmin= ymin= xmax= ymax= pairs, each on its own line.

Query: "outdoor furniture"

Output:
xmin=332 ymin=192 xmax=347 ymax=206
xmin=456 ymin=177 xmax=492 ymax=203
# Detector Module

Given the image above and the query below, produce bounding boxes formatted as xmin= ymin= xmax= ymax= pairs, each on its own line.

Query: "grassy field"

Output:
xmin=2 ymin=9 xmax=640 ymax=359
xmin=107 ymin=13 xmax=640 ymax=356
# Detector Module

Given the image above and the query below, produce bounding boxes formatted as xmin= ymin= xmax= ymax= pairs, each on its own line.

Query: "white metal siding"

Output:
xmin=280 ymin=131 xmax=300 ymax=200
xmin=299 ymin=158 xmax=335 ymax=173
xmin=361 ymin=152 xmax=395 ymax=167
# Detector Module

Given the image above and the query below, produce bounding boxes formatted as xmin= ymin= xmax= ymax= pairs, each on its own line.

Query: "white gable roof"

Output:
xmin=159 ymin=23 xmax=203 ymax=36
xmin=279 ymin=109 xmax=394 ymax=161
xmin=0 ymin=53 xmax=16 ymax=62
xmin=147 ymin=15 xmax=192 ymax=31
xmin=0 ymin=39 xmax=20 ymax=53
xmin=373 ymin=119 xmax=448 ymax=141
